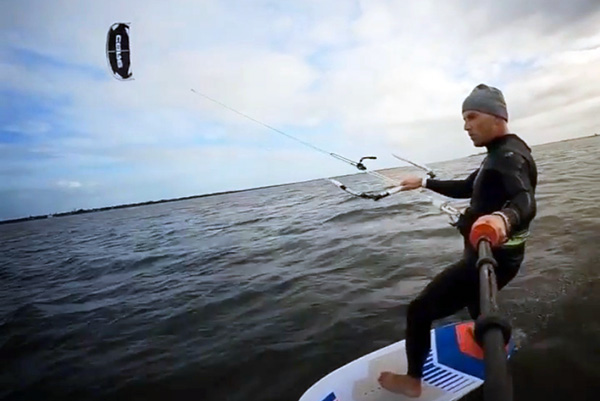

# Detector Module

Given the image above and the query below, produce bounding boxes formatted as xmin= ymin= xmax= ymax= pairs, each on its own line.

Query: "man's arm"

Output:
xmin=492 ymin=154 xmax=536 ymax=235
xmin=422 ymin=169 xmax=479 ymax=199
xmin=470 ymin=153 xmax=536 ymax=247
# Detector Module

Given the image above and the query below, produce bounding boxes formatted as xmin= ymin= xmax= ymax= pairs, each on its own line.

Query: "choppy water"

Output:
xmin=1 ymin=136 xmax=599 ymax=401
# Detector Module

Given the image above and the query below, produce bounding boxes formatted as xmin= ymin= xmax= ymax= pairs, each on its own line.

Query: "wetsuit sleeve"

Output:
xmin=490 ymin=153 xmax=536 ymax=234
xmin=424 ymin=169 xmax=478 ymax=199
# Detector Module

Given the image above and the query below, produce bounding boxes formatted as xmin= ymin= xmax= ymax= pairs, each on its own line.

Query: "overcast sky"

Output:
xmin=1 ymin=0 xmax=599 ymax=220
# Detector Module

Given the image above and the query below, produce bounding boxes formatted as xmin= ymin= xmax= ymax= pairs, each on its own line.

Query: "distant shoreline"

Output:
xmin=466 ymin=132 xmax=599 ymax=157
xmin=1 ymin=133 xmax=597 ymax=225
xmin=0 ymin=183 xmax=294 ymax=226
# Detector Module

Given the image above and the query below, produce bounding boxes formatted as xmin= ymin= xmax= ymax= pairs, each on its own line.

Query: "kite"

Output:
xmin=106 ymin=23 xmax=133 ymax=81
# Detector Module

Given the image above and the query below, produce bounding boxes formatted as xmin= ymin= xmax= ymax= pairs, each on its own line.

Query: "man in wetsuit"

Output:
xmin=378 ymin=84 xmax=537 ymax=397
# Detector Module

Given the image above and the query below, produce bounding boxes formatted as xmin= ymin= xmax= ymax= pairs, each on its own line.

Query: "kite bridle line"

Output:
xmin=190 ymin=88 xmax=460 ymax=221
xmin=104 ymin=23 xmax=458 ymax=220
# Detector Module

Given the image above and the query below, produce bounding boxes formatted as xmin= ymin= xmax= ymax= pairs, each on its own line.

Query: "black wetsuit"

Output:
xmin=406 ymin=133 xmax=537 ymax=379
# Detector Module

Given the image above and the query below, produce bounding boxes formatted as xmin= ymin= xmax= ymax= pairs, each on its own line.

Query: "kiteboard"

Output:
xmin=299 ymin=321 xmax=514 ymax=401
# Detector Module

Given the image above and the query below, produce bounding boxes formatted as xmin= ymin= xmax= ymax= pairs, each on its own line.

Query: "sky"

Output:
xmin=1 ymin=0 xmax=599 ymax=220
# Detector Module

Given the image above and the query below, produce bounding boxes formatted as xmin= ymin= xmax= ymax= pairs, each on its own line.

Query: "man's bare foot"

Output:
xmin=377 ymin=372 xmax=422 ymax=398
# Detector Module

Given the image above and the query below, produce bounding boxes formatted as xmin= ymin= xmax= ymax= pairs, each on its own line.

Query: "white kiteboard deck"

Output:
xmin=299 ymin=321 xmax=514 ymax=401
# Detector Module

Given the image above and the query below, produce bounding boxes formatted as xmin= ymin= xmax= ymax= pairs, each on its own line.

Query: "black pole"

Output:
xmin=476 ymin=240 xmax=513 ymax=401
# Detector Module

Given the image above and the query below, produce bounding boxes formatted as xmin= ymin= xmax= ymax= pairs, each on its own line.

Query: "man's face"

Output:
xmin=462 ymin=110 xmax=500 ymax=147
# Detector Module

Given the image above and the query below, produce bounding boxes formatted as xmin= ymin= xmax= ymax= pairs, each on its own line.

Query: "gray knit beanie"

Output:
xmin=462 ymin=84 xmax=508 ymax=121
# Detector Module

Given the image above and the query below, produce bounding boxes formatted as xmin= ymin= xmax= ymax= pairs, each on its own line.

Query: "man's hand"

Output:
xmin=400 ymin=175 xmax=423 ymax=191
xmin=469 ymin=214 xmax=508 ymax=248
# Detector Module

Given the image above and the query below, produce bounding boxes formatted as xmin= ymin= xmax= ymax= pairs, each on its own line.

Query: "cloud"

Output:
xmin=4 ymin=120 xmax=51 ymax=135
xmin=56 ymin=180 xmax=83 ymax=189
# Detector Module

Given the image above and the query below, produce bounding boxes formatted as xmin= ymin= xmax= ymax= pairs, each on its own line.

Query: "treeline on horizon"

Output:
xmin=0 ymin=193 xmax=220 ymax=225
xmin=0 ymin=181 xmax=294 ymax=226
xmin=1 ymin=133 xmax=598 ymax=226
